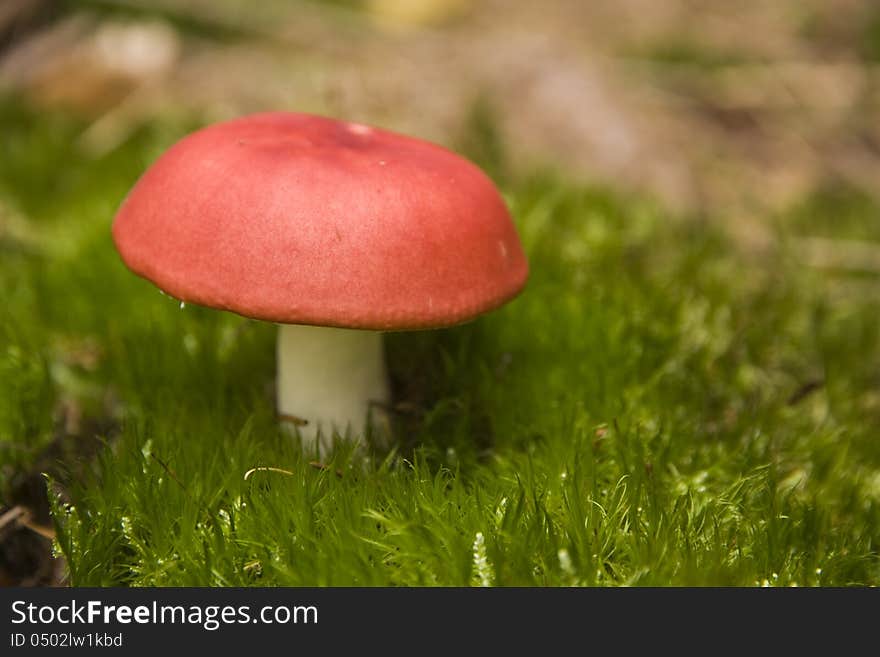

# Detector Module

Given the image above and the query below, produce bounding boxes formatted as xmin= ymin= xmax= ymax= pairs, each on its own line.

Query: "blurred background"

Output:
xmin=3 ymin=0 xmax=880 ymax=242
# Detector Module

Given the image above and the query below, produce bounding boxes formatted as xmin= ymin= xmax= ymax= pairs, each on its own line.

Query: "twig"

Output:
xmin=243 ymin=463 xmax=343 ymax=480
xmin=19 ymin=514 xmax=55 ymax=541
xmin=0 ymin=506 xmax=55 ymax=540
xmin=150 ymin=452 xmax=188 ymax=493
xmin=244 ymin=466 xmax=295 ymax=481
xmin=278 ymin=413 xmax=309 ymax=426
xmin=308 ymin=461 xmax=344 ymax=478
xmin=0 ymin=505 xmax=25 ymax=531
xmin=150 ymin=453 xmax=215 ymax=522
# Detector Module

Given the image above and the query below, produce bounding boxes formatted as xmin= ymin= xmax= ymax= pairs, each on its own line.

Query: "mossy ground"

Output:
xmin=1 ymin=98 xmax=878 ymax=586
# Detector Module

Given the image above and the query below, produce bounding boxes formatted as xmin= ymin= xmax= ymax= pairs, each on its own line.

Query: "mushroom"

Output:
xmin=111 ymin=112 xmax=528 ymax=453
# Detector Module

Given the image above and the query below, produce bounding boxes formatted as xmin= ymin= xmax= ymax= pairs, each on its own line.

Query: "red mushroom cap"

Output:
xmin=112 ymin=112 xmax=528 ymax=330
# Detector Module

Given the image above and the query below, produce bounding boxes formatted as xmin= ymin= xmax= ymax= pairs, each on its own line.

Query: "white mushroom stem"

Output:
xmin=277 ymin=324 xmax=390 ymax=454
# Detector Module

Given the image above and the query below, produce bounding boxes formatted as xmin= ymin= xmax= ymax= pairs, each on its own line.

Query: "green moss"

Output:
xmin=1 ymin=98 xmax=878 ymax=586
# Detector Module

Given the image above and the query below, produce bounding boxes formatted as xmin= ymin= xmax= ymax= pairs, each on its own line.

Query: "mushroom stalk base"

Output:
xmin=277 ymin=324 xmax=389 ymax=454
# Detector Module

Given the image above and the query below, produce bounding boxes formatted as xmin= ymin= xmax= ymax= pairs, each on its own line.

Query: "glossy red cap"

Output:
xmin=112 ymin=112 xmax=528 ymax=330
